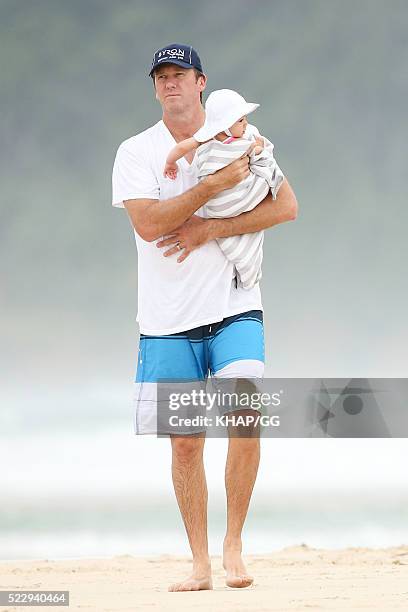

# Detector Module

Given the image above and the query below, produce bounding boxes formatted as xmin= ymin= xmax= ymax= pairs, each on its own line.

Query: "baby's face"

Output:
xmin=229 ymin=116 xmax=248 ymax=138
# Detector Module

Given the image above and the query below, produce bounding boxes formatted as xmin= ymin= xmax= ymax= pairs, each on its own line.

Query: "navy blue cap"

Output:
xmin=149 ymin=43 xmax=203 ymax=77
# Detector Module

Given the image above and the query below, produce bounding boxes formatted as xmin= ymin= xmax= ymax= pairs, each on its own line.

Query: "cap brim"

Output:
xmin=149 ymin=59 xmax=196 ymax=77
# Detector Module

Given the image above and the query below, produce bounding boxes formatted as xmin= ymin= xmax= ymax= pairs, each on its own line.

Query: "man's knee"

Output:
xmin=171 ymin=434 xmax=205 ymax=462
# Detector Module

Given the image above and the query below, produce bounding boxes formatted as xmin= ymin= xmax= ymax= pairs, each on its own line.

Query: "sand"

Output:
xmin=0 ymin=545 xmax=407 ymax=611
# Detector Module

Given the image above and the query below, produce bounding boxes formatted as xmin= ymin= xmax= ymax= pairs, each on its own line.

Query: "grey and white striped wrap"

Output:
xmin=196 ymin=134 xmax=284 ymax=289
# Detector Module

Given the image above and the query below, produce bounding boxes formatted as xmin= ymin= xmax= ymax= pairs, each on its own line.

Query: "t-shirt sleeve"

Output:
xmin=112 ymin=140 xmax=159 ymax=208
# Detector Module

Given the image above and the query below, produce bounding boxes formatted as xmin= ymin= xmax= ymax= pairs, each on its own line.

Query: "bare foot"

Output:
xmin=168 ymin=560 xmax=213 ymax=592
xmin=223 ymin=544 xmax=254 ymax=588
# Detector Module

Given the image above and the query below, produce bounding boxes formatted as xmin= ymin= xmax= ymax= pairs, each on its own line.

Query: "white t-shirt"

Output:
xmin=112 ymin=119 xmax=263 ymax=335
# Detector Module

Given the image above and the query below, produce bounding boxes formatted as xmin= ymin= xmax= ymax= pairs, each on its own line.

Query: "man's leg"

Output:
xmin=209 ymin=310 xmax=265 ymax=588
xmin=168 ymin=433 xmax=213 ymax=592
xmin=223 ymin=418 xmax=260 ymax=587
xmin=133 ymin=327 xmax=212 ymax=590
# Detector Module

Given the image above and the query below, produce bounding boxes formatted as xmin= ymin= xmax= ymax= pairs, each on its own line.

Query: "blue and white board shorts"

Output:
xmin=133 ymin=310 xmax=265 ymax=435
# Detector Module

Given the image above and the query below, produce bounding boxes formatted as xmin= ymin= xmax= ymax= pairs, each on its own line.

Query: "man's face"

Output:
xmin=153 ymin=64 xmax=205 ymax=111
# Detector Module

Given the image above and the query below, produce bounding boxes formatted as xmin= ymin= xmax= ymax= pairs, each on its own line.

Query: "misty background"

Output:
xmin=1 ymin=0 xmax=407 ymax=560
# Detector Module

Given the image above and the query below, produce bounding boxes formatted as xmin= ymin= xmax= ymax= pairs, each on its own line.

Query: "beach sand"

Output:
xmin=0 ymin=545 xmax=407 ymax=611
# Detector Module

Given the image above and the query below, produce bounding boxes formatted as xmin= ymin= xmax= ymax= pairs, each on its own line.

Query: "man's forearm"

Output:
xmin=143 ymin=176 xmax=221 ymax=240
xmin=207 ymin=178 xmax=298 ymax=239
xmin=125 ymin=155 xmax=252 ymax=242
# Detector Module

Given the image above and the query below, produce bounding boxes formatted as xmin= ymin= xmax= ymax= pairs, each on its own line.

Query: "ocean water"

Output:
xmin=1 ymin=495 xmax=408 ymax=560
xmin=1 ymin=390 xmax=408 ymax=560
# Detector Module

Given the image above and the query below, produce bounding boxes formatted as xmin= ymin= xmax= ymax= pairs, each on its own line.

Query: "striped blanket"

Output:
xmin=196 ymin=133 xmax=284 ymax=289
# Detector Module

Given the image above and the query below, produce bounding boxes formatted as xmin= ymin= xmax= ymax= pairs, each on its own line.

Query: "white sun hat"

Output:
xmin=194 ymin=89 xmax=259 ymax=142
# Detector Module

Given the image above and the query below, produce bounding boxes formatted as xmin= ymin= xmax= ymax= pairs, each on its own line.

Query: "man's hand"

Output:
xmin=204 ymin=152 xmax=252 ymax=192
xmin=156 ymin=215 xmax=214 ymax=262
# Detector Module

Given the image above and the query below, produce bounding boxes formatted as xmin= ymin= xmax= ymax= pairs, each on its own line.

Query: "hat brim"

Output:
xmin=149 ymin=59 xmax=198 ymax=77
xmin=194 ymin=102 xmax=259 ymax=142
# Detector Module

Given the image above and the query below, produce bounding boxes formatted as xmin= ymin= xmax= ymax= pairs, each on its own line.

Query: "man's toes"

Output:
xmin=226 ymin=573 xmax=254 ymax=588
xmin=240 ymin=574 xmax=253 ymax=585
xmin=168 ymin=582 xmax=181 ymax=592
xmin=181 ymin=582 xmax=198 ymax=591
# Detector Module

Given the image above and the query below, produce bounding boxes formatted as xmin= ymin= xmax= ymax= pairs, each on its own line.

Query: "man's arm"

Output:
xmin=208 ymin=177 xmax=297 ymax=239
xmin=123 ymin=155 xmax=252 ymax=242
xmin=156 ymin=177 xmax=298 ymax=261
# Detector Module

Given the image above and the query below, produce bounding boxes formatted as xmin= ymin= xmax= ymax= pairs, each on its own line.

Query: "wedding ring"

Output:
xmin=176 ymin=241 xmax=182 ymax=251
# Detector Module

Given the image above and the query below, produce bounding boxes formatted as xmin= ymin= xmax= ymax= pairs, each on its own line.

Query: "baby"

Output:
xmin=164 ymin=108 xmax=264 ymax=180
xmin=164 ymin=89 xmax=284 ymax=290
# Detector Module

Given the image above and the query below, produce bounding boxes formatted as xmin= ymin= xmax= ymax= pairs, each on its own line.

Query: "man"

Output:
xmin=112 ymin=44 xmax=297 ymax=592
